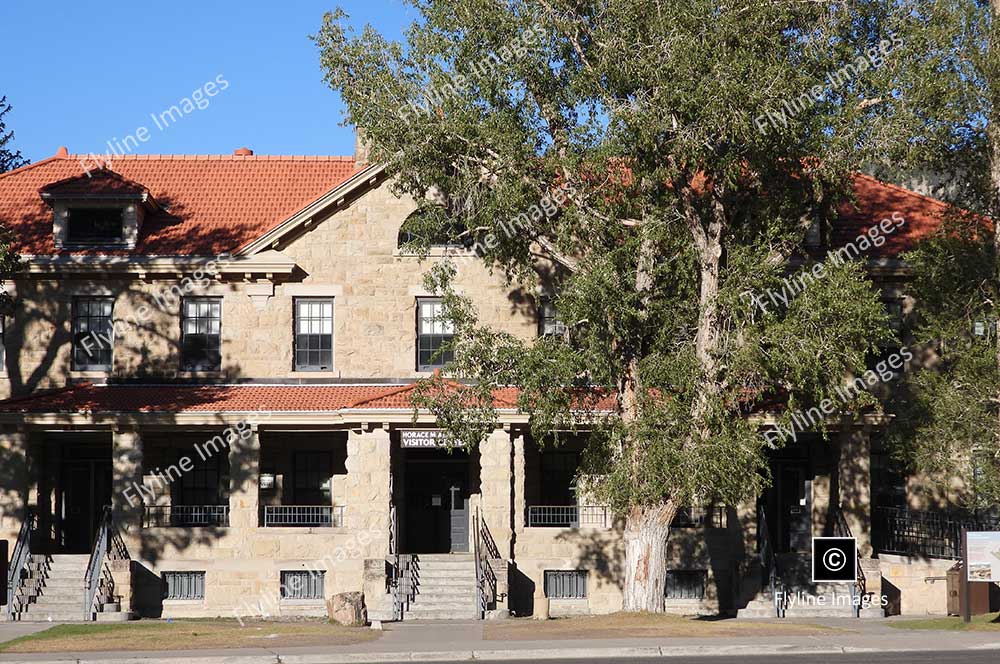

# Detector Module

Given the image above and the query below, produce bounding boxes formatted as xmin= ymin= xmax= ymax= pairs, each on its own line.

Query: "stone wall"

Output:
xmin=0 ymin=182 xmax=539 ymax=399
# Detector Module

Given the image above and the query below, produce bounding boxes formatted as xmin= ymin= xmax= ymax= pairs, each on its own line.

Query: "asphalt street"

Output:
xmin=413 ymin=654 xmax=999 ymax=664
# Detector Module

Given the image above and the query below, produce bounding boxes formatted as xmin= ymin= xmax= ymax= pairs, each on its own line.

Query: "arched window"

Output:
xmin=397 ymin=210 xmax=470 ymax=249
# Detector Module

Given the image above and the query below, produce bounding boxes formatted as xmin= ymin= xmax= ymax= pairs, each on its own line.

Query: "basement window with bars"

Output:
xmin=281 ymin=571 xmax=325 ymax=600
xmin=163 ymin=571 xmax=206 ymax=600
xmin=544 ymin=570 xmax=587 ymax=599
xmin=665 ymin=570 xmax=706 ymax=600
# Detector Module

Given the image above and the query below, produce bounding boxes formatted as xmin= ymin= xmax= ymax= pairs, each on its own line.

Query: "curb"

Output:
xmin=10 ymin=643 xmax=1000 ymax=664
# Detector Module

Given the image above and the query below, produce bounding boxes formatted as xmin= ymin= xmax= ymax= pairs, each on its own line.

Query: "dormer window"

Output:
xmin=67 ymin=207 xmax=126 ymax=243
xmin=40 ymin=169 xmax=158 ymax=250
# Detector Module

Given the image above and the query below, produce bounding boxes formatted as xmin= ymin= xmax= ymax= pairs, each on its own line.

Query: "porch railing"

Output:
xmin=526 ymin=505 xmax=608 ymax=528
xmin=758 ymin=504 xmax=785 ymax=617
xmin=84 ymin=506 xmax=127 ymax=618
xmin=872 ymin=506 xmax=1000 ymax=560
xmin=833 ymin=506 xmax=867 ymax=618
xmin=261 ymin=505 xmax=344 ymax=528
xmin=6 ymin=510 xmax=36 ymax=620
xmin=143 ymin=505 xmax=230 ymax=527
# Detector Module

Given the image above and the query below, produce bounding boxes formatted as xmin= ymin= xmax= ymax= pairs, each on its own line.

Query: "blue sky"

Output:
xmin=1 ymin=0 xmax=412 ymax=162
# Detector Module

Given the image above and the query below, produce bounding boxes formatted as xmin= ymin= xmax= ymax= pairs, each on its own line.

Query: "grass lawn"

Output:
xmin=483 ymin=612 xmax=836 ymax=640
xmin=887 ymin=613 xmax=1000 ymax=631
xmin=0 ymin=619 xmax=380 ymax=653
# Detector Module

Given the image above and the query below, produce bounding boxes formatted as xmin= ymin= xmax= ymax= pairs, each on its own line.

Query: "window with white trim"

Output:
xmin=72 ymin=297 xmax=114 ymax=371
xmin=181 ymin=297 xmax=222 ymax=371
xmin=416 ymin=298 xmax=454 ymax=371
xmin=163 ymin=571 xmax=205 ymax=600
xmin=294 ymin=298 xmax=333 ymax=371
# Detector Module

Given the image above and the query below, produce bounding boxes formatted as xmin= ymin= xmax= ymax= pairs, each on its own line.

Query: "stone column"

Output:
xmin=0 ymin=427 xmax=28 ymax=544
xmin=345 ymin=425 xmax=391 ymax=558
xmin=112 ymin=427 xmax=143 ymax=535
xmin=838 ymin=426 xmax=872 ymax=556
xmin=513 ymin=433 xmax=526 ymax=535
xmin=229 ymin=425 xmax=260 ymax=530
xmin=480 ymin=428 xmax=514 ymax=558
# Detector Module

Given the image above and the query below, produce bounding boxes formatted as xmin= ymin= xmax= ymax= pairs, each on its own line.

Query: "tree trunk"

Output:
xmin=622 ymin=501 xmax=678 ymax=612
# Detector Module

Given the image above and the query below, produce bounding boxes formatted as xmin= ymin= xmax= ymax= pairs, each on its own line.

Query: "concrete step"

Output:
xmin=33 ymin=579 xmax=86 ymax=589
xmin=30 ymin=601 xmax=87 ymax=610
xmin=96 ymin=611 xmax=130 ymax=623
xmin=404 ymin=608 xmax=480 ymax=620
xmin=413 ymin=569 xmax=476 ymax=580
xmin=414 ymin=585 xmax=478 ymax=596
xmin=19 ymin=611 xmax=91 ymax=621
xmin=413 ymin=554 xmax=475 ymax=562
xmin=410 ymin=596 xmax=477 ymax=608
xmin=30 ymin=590 xmax=84 ymax=602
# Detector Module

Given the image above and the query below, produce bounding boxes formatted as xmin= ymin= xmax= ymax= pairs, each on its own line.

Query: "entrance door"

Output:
xmin=775 ymin=464 xmax=810 ymax=553
xmin=61 ymin=460 xmax=112 ymax=553
xmin=403 ymin=457 xmax=471 ymax=553
xmin=448 ymin=484 xmax=469 ymax=553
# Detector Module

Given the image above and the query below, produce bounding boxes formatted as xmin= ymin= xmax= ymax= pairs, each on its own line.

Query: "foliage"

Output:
xmin=315 ymin=0 xmax=897 ymax=514
xmin=0 ymin=96 xmax=27 ymax=174
xmin=876 ymin=2 xmax=1000 ymax=507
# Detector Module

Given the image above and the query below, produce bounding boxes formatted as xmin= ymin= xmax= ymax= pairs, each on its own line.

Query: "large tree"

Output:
xmin=877 ymin=0 xmax=1000 ymax=508
xmin=316 ymin=0 xmax=901 ymax=610
xmin=0 ymin=95 xmax=25 ymax=289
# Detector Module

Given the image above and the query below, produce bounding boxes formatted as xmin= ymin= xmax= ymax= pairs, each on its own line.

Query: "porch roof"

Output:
xmin=0 ymin=381 xmax=529 ymax=414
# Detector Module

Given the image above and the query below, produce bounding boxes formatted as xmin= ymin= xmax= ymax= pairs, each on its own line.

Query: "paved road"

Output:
xmin=413 ymin=655 xmax=999 ymax=664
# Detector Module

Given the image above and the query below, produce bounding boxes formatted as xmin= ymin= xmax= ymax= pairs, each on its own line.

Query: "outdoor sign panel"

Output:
xmin=400 ymin=429 xmax=453 ymax=448
xmin=966 ymin=531 xmax=1000 ymax=582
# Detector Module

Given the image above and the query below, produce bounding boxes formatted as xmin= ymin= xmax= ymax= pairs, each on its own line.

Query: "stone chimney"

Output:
xmin=353 ymin=127 xmax=369 ymax=166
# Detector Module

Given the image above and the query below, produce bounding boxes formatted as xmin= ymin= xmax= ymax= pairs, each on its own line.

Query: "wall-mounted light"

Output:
xmin=259 ymin=473 xmax=276 ymax=490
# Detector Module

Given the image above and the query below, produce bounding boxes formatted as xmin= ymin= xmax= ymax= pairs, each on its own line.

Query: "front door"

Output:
xmin=403 ymin=457 xmax=471 ymax=553
xmin=448 ymin=483 xmax=469 ymax=553
xmin=776 ymin=464 xmax=811 ymax=553
xmin=61 ymin=460 xmax=112 ymax=553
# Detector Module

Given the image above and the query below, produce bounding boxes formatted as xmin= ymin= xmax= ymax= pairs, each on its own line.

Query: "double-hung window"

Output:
xmin=181 ymin=297 xmax=222 ymax=371
xmin=72 ymin=297 xmax=114 ymax=371
xmin=416 ymin=298 xmax=454 ymax=371
xmin=294 ymin=298 xmax=333 ymax=371
xmin=539 ymin=300 xmax=568 ymax=338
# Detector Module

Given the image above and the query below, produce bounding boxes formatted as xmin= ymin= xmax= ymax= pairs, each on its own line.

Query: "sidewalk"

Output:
xmin=2 ymin=617 xmax=1000 ymax=663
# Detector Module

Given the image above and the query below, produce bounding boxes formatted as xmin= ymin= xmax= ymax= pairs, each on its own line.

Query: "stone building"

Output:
xmin=0 ymin=145 xmax=985 ymax=622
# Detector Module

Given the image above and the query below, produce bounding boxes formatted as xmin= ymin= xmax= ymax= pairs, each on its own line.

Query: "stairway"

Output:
xmin=403 ymin=554 xmax=480 ymax=620
xmin=738 ymin=553 xmax=873 ymax=619
xmin=13 ymin=554 xmax=127 ymax=622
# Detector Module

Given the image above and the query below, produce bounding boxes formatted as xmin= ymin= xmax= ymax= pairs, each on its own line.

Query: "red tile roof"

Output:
xmin=0 ymin=150 xmax=953 ymax=259
xmin=39 ymin=169 xmax=150 ymax=199
xmin=0 ymin=152 xmax=360 ymax=256
xmin=0 ymin=382 xmax=531 ymax=414
xmin=834 ymin=174 xmax=952 ymax=258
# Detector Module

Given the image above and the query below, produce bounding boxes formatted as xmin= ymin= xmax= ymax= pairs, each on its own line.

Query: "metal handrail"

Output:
xmin=834 ymin=505 xmax=867 ymax=617
xmin=758 ymin=505 xmax=784 ymax=617
xmin=6 ymin=510 xmax=35 ymax=620
xmin=84 ymin=506 xmax=112 ymax=617
xmin=473 ymin=508 xmax=485 ymax=619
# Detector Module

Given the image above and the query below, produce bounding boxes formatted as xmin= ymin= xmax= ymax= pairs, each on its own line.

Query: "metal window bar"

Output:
xmin=665 ymin=570 xmax=707 ymax=600
xmin=143 ymin=505 xmax=230 ymax=527
xmin=544 ymin=570 xmax=587 ymax=599
xmin=526 ymin=505 xmax=608 ymax=528
xmin=164 ymin=571 xmax=205 ymax=600
xmin=262 ymin=505 xmax=344 ymax=528
xmin=280 ymin=571 xmax=325 ymax=600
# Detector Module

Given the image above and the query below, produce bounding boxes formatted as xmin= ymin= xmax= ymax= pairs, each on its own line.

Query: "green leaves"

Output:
xmin=316 ymin=0 xmax=906 ymax=512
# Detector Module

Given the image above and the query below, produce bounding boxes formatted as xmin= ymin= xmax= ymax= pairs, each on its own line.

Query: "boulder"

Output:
xmin=327 ymin=591 xmax=367 ymax=626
